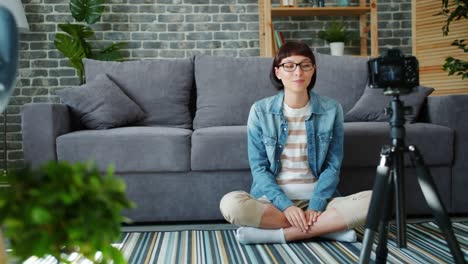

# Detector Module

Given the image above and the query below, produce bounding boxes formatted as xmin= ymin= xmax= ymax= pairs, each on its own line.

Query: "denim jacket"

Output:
xmin=247 ymin=90 xmax=344 ymax=212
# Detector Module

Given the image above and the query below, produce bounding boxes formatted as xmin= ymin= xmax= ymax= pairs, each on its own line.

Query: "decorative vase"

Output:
xmin=330 ymin=42 xmax=344 ymax=56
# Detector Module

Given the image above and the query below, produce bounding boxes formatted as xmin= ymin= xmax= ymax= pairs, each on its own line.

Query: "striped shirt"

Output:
xmin=277 ymin=102 xmax=317 ymax=200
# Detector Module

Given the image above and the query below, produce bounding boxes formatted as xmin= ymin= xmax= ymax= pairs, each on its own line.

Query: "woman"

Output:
xmin=219 ymin=41 xmax=372 ymax=244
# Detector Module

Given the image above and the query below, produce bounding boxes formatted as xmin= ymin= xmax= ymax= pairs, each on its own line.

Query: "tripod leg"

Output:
xmin=375 ymin=168 xmax=395 ymax=264
xmin=408 ymin=145 xmax=466 ymax=264
xmin=359 ymin=147 xmax=392 ymax=264
xmin=393 ymin=146 xmax=407 ymax=248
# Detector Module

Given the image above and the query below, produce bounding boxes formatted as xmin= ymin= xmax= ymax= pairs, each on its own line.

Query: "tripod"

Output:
xmin=359 ymin=94 xmax=466 ymax=264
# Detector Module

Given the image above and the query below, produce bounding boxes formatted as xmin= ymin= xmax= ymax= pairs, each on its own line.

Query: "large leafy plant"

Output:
xmin=54 ymin=0 xmax=126 ymax=84
xmin=440 ymin=0 xmax=467 ymax=79
xmin=0 ymin=161 xmax=134 ymax=263
xmin=318 ymin=20 xmax=359 ymax=43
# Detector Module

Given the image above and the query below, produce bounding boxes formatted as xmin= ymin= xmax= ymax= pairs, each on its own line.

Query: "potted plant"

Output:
xmin=318 ymin=20 xmax=359 ymax=56
xmin=0 ymin=161 xmax=134 ymax=263
xmin=54 ymin=0 xmax=127 ymax=84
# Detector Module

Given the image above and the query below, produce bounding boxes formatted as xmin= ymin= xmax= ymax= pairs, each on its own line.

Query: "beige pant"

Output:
xmin=219 ymin=190 xmax=372 ymax=228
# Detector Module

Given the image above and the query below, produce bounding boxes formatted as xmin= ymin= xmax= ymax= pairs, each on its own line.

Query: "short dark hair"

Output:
xmin=269 ymin=41 xmax=317 ymax=91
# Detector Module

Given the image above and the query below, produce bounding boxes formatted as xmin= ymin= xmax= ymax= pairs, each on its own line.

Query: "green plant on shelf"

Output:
xmin=317 ymin=20 xmax=359 ymax=44
xmin=54 ymin=0 xmax=127 ymax=84
xmin=0 ymin=161 xmax=135 ymax=263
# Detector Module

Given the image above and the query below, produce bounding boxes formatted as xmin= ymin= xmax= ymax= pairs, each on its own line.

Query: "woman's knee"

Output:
xmin=220 ymin=191 xmax=246 ymax=216
xmin=328 ymin=190 xmax=373 ymax=228
xmin=219 ymin=191 xmax=264 ymax=227
xmin=350 ymin=190 xmax=373 ymax=227
xmin=358 ymin=190 xmax=373 ymax=210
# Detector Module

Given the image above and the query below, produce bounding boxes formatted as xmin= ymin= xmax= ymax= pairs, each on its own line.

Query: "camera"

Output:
xmin=368 ymin=48 xmax=419 ymax=95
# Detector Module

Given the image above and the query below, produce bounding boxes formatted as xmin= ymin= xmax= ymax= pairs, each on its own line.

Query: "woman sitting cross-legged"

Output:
xmin=219 ymin=41 xmax=372 ymax=244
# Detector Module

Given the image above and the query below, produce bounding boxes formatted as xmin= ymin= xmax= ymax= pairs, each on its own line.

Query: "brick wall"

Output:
xmin=0 ymin=0 xmax=413 ymax=170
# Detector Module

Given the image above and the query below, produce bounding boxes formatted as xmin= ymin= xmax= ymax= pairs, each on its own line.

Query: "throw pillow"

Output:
xmin=83 ymin=58 xmax=194 ymax=129
xmin=344 ymin=86 xmax=434 ymax=123
xmin=56 ymin=74 xmax=146 ymax=129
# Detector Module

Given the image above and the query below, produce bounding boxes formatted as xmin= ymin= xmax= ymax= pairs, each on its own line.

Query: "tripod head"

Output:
xmin=385 ymin=94 xmax=413 ymax=148
xmin=385 ymin=94 xmax=413 ymax=126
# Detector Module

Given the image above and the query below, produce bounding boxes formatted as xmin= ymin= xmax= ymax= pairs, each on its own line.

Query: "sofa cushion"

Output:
xmin=191 ymin=123 xmax=452 ymax=171
xmin=314 ymin=53 xmax=369 ymax=113
xmin=345 ymin=86 xmax=434 ymax=123
xmin=83 ymin=58 xmax=193 ymax=128
xmin=343 ymin=122 xmax=454 ymax=167
xmin=56 ymin=74 xmax=146 ymax=129
xmin=193 ymin=55 xmax=277 ymax=129
xmin=191 ymin=126 xmax=249 ymax=170
xmin=57 ymin=127 xmax=192 ymax=173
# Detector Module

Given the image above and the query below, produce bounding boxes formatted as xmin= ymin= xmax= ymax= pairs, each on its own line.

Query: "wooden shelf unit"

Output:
xmin=258 ymin=0 xmax=379 ymax=57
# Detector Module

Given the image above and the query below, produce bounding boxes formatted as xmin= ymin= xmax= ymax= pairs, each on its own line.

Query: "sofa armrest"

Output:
xmin=426 ymin=94 xmax=468 ymax=165
xmin=426 ymin=94 xmax=468 ymax=127
xmin=22 ymin=103 xmax=72 ymax=168
xmin=426 ymin=94 xmax=468 ymax=213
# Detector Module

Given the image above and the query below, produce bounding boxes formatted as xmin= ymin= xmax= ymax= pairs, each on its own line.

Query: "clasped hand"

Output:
xmin=284 ymin=206 xmax=321 ymax=232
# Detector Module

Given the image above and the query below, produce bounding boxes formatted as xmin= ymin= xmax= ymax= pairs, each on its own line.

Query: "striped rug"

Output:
xmin=116 ymin=221 xmax=468 ymax=264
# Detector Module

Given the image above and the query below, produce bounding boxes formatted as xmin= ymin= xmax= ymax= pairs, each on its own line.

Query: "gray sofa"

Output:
xmin=22 ymin=53 xmax=468 ymax=223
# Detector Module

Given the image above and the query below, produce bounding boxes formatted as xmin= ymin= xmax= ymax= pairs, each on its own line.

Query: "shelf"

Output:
xmin=258 ymin=0 xmax=378 ymax=57
xmin=271 ymin=7 xmax=371 ymax=17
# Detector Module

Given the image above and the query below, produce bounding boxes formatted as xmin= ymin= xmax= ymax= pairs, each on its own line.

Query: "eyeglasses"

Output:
xmin=279 ymin=62 xmax=315 ymax=72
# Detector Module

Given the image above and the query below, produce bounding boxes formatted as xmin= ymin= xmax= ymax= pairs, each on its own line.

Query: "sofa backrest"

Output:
xmin=314 ymin=53 xmax=369 ymax=113
xmin=84 ymin=58 xmax=194 ymax=129
xmin=193 ymin=55 xmax=277 ymax=129
xmin=82 ymin=54 xmax=369 ymax=130
xmin=193 ymin=53 xmax=369 ymax=129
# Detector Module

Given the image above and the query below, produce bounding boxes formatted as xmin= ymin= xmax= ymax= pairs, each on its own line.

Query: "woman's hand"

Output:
xmin=305 ymin=210 xmax=322 ymax=226
xmin=284 ymin=206 xmax=308 ymax=232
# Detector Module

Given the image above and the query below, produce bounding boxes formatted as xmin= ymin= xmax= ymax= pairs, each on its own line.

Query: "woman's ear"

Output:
xmin=274 ymin=67 xmax=281 ymax=80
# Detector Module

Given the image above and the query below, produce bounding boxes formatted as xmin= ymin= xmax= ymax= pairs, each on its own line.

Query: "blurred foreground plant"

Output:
xmin=0 ymin=161 xmax=134 ymax=263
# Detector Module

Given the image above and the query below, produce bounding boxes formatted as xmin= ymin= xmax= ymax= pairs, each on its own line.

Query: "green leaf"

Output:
xmin=0 ymin=198 xmax=7 ymax=208
xmin=443 ymin=56 xmax=468 ymax=78
xmin=4 ymin=218 xmax=23 ymax=229
xmin=70 ymin=0 xmax=105 ymax=24
xmin=54 ymin=23 xmax=94 ymax=84
xmin=57 ymin=23 xmax=94 ymax=56
xmin=93 ymin=42 xmax=127 ymax=61
xmin=31 ymin=207 xmax=52 ymax=224
xmin=58 ymin=23 xmax=94 ymax=39
xmin=109 ymin=246 xmax=126 ymax=264
xmin=54 ymin=33 xmax=86 ymax=83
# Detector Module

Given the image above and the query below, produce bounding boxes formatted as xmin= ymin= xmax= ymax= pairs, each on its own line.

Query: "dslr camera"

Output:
xmin=368 ymin=48 xmax=419 ymax=95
